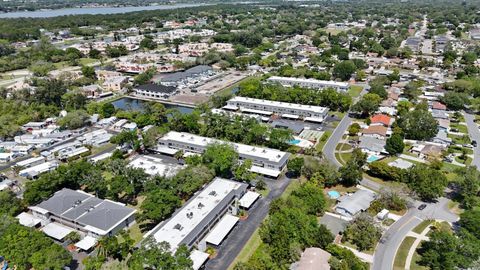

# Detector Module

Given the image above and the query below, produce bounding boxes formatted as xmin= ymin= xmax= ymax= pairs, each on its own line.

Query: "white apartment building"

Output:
xmin=224 ymin=96 xmax=329 ymax=122
xmin=268 ymin=76 xmax=349 ymax=92
xmin=156 ymin=131 xmax=290 ymax=178
xmin=149 ymin=178 xmax=248 ymax=270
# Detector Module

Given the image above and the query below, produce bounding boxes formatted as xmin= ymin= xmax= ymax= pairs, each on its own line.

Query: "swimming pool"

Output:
xmin=328 ymin=190 xmax=340 ymax=199
xmin=367 ymin=155 xmax=382 ymax=163
xmin=289 ymin=139 xmax=301 ymax=145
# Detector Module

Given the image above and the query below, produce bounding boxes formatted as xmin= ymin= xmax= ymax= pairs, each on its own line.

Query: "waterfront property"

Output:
xmin=133 ymin=83 xmax=178 ymax=100
xmin=156 ymin=131 xmax=290 ymax=178
xmin=267 ymin=76 xmax=349 ymax=92
xmin=224 ymin=96 xmax=329 ymax=123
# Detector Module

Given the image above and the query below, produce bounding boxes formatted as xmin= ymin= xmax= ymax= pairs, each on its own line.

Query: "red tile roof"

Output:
xmin=370 ymin=114 xmax=392 ymax=126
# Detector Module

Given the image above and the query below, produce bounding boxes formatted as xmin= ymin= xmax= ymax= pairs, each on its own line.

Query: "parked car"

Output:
xmin=418 ymin=204 xmax=427 ymax=210
xmin=473 ymin=140 xmax=477 ymax=147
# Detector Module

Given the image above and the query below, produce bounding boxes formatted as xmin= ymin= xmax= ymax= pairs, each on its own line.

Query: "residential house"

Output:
xmin=335 ymin=189 xmax=376 ymax=217
xmin=103 ymin=76 xmax=128 ymax=92
xmin=361 ymin=125 xmax=388 ymax=139
xmin=370 ymin=114 xmax=392 ymax=127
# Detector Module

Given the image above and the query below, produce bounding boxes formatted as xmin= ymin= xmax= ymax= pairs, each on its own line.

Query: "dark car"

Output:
xmin=473 ymin=140 xmax=477 ymax=147
xmin=418 ymin=204 xmax=427 ymax=210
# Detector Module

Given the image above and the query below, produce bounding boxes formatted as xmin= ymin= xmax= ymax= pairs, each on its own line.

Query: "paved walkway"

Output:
xmin=338 ymin=244 xmax=374 ymax=263
xmin=404 ymin=225 xmax=431 ymax=270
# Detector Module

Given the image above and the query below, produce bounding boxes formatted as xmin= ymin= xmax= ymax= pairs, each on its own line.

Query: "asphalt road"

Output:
xmin=322 ymin=87 xmax=459 ymax=270
xmin=204 ymin=176 xmax=292 ymax=270
xmin=464 ymin=112 xmax=480 ymax=169
xmin=372 ymin=198 xmax=458 ymax=270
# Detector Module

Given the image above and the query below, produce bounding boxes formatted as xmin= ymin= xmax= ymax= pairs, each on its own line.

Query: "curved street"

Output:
xmin=322 ymin=91 xmax=460 ymax=270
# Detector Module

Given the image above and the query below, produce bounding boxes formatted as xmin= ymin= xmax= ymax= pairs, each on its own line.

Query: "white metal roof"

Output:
xmin=268 ymin=76 xmax=349 ymax=88
xmin=239 ymin=107 xmax=273 ymax=116
xmin=229 ymin=96 xmax=328 ymax=115
xmin=75 ymin=236 xmax=98 ymax=251
xmin=250 ymin=165 xmax=281 ymax=177
xmin=282 ymin=113 xmax=300 ymax=119
xmin=128 ymin=155 xmax=182 ymax=177
xmin=160 ymin=131 xmax=289 ymax=164
xmin=154 ymin=145 xmax=179 ymax=155
xmin=16 ymin=212 xmax=42 ymax=227
xmin=89 ymin=152 xmax=113 ymax=163
xmin=190 ymin=250 xmax=209 ymax=270
xmin=19 ymin=161 xmax=59 ymax=177
xmin=41 ymin=222 xmax=74 ymax=240
xmin=153 ymin=178 xmax=244 ymax=250
xmin=0 ymin=152 xmax=13 ymax=159
xmin=205 ymin=214 xmax=239 ymax=246
xmin=239 ymin=191 xmax=260 ymax=209
xmin=16 ymin=156 xmax=44 ymax=167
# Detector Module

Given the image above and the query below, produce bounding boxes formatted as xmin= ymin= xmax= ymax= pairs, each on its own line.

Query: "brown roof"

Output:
xmin=296 ymin=248 xmax=331 ymax=270
xmin=432 ymin=101 xmax=447 ymax=110
xmin=362 ymin=125 xmax=388 ymax=137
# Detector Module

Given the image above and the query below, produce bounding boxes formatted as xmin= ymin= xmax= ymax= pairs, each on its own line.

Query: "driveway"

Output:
xmin=464 ymin=112 xmax=480 ymax=169
xmin=204 ymin=176 xmax=292 ymax=270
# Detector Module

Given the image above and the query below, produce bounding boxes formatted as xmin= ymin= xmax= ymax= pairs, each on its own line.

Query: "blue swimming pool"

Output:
xmin=289 ymin=139 xmax=301 ymax=145
xmin=328 ymin=190 xmax=341 ymax=199
xmin=367 ymin=155 xmax=381 ymax=163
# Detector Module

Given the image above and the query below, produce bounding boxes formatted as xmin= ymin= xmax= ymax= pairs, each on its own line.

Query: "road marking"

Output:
xmin=388 ymin=216 xmax=422 ymax=270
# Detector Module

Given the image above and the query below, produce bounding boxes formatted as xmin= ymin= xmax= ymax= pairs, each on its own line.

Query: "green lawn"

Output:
xmin=90 ymin=143 xmax=115 ymax=156
xmin=448 ymin=145 xmax=473 ymax=155
xmin=448 ymin=133 xmax=471 ymax=144
xmin=410 ymin=250 xmax=428 ymax=270
xmin=127 ymin=222 xmax=144 ymax=244
xmin=229 ymin=178 xmax=301 ymax=269
xmin=281 ymin=178 xmax=302 ymax=199
xmin=455 ymin=156 xmax=472 ymax=165
xmin=335 ymin=152 xmax=352 ymax=165
xmin=394 ymin=236 xmax=416 ymax=270
xmin=316 ymin=130 xmax=332 ymax=151
xmin=450 ymin=123 xmax=468 ymax=134
xmin=228 ymin=228 xmax=262 ymax=270
xmin=412 ymin=220 xmax=433 ymax=234
xmin=335 ymin=143 xmax=353 ymax=151
xmin=53 ymin=61 xmax=69 ymax=69
xmin=79 ymin=58 xmax=98 ymax=66
xmin=348 ymin=85 xmax=363 ymax=98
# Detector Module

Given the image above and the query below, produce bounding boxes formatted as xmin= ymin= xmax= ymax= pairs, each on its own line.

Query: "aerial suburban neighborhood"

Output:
xmin=0 ymin=0 xmax=480 ymax=270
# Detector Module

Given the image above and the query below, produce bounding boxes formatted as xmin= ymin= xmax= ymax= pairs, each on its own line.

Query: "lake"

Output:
xmin=112 ymin=97 xmax=194 ymax=115
xmin=0 ymin=3 xmax=206 ymax=18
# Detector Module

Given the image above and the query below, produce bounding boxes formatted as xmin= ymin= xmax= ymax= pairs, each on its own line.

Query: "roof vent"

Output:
xmin=186 ymin=212 xmax=194 ymax=219
xmin=198 ymin=202 xmax=204 ymax=209
xmin=209 ymin=191 xmax=217 ymax=196
xmin=174 ymin=223 xmax=183 ymax=231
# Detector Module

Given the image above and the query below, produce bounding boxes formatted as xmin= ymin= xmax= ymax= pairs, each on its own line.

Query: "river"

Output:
xmin=0 ymin=3 xmax=206 ymax=18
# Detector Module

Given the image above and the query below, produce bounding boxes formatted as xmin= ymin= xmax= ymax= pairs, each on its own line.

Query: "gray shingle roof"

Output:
xmin=34 ymin=188 xmax=135 ymax=233
xmin=359 ymin=136 xmax=386 ymax=153
xmin=336 ymin=189 xmax=376 ymax=217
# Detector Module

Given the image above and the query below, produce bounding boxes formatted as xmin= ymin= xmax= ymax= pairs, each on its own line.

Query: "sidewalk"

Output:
xmin=404 ymin=225 xmax=431 ymax=270
xmin=338 ymin=244 xmax=374 ymax=264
